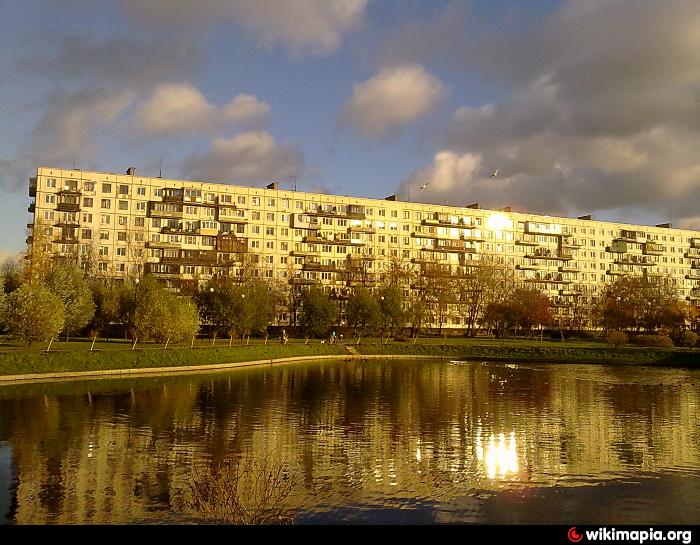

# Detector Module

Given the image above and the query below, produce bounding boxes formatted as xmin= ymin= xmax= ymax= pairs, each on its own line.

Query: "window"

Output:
xmin=118 ymin=216 xmax=128 ymax=225
xmin=83 ymin=181 xmax=94 ymax=191
xmin=136 ymin=202 xmax=146 ymax=211
xmin=134 ymin=233 xmax=143 ymax=242
xmin=101 ymin=199 xmax=111 ymax=209
xmin=135 ymin=217 xmax=145 ymax=227
xmin=266 ymin=241 xmax=274 ymax=250
xmin=252 ymin=196 xmax=260 ymax=206
xmin=282 ymin=199 xmax=289 ymax=208
xmin=252 ymin=226 xmax=260 ymax=234
xmin=267 ymin=213 xmax=275 ymax=221
xmin=281 ymin=228 xmax=289 ymax=236
xmin=252 ymin=211 xmax=261 ymax=221
xmin=118 ymin=200 xmax=128 ymax=210
xmin=266 ymin=227 xmax=275 ymax=236
xmin=118 ymin=185 xmax=129 ymax=195
xmin=251 ymin=240 xmax=260 ymax=249
xmin=81 ymin=229 xmax=91 ymax=239
xmin=237 ymin=196 xmax=246 ymax=205
xmin=281 ymin=242 xmax=288 ymax=251
xmin=268 ymin=198 xmax=276 ymax=207
xmin=391 ymin=210 xmax=398 ymax=218
xmin=99 ymin=231 xmax=109 ymax=240
xmin=45 ymin=194 xmax=55 ymax=204
xmin=82 ymin=197 xmax=93 ymax=207
xmin=137 ymin=187 xmax=146 ymax=196
xmin=46 ymin=178 xmax=57 ymax=188
xmin=116 ymin=247 xmax=126 ymax=256
xmin=379 ymin=209 xmax=386 ymax=217
xmin=102 ymin=183 xmax=112 ymax=194
xmin=99 ymin=246 xmax=109 ymax=256
xmin=98 ymin=262 xmax=108 ymax=272
xmin=118 ymin=232 xmax=127 ymax=241
xmin=82 ymin=213 xmax=92 ymax=222
xmin=101 ymin=214 xmax=110 ymax=225
xmin=280 ymin=256 xmax=288 ymax=264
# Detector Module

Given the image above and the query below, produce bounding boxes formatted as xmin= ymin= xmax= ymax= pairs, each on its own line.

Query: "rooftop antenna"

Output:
xmin=158 ymin=154 xmax=163 ymax=178
xmin=289 ymin=175 xmax=297 ymax=191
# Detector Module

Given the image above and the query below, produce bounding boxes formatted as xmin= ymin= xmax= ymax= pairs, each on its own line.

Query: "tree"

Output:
xmin=88 ymin=279 xmax=123 ymax=338
xmin=45 ymin=263 xmax=95 ymax=339
xmin=299 ymin=287 xmax=338 ymax=338
xmin=510 ymin=287 xmax=552 ymax=337
xmin=198 ymin=276 xmax=277 ymax=343
xmin=597 ymin=276 xmax=679 ymax=332
xmin=132 ymin=275 xmax=200 ymax=346
xmin=455 ymin=256 xmax=514 ymax=337
xmin=345 ymin=287 xmax=380 ymax=342
xmin=160 ymin=296 xmax=200 ymax=348
xmin=377 ymin=285 xmax=406 ymax=341
xmin=3 ymin=284 xmax=65 ymax=346
xmin=0 ymin=256 xmax=23 ymax=294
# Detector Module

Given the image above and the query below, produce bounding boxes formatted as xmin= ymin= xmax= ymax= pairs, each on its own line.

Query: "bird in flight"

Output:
xmin=489 ymin=169 xmax=500 ymax=177
xmin=419 ymin=182 xmax=430 ymax=190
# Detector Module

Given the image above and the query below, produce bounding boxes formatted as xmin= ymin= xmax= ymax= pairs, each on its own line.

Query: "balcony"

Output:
xmin=217 ymin=234 xmax=247 ymax=254
xmin=27 ymin=202 xmax=35 ymax=214
xmin=55 ymin=202 xmax=80 ymax=212
xmin=523 ymin=273 xmax=572 ymax=284
xmin=683 ymin=251 xmax=700 ymax=259
xmin=54 ymin=220 xmax=80 ymax=229
xmin=57 ymin=188 xmax=81 ymax=197
xmin=161 ymin=250 xmax=217 ymax=265
xmin=525 ymin=249 xmax=573 ymax=261
xmin=28 ymin=177 xmax=37 ymax=197
xmin=685 ymin=273 xmax=700 ymax=280
xmin=613 ymin=256 xmax=654 ymax=266
xmin=691 ymin=238 xmax=700 ymax=249
xmin=515 ymin=239 xmax=540 ymax=247
xmin=558 ymin=265 xmax=581 ymax=273
xmin=54 ymin=236 xmax=79 ymax=245
xmin=516 ymin=264 xmax=540 ymax=270
xmin=148 ymin=204 xmax=183 ymax=218
xmin=348 ymin=225 xmax=375 ymax=234
xmin=644 ymin=242 xmax=664 ymax=255
xmin=145 ymin=240 xmax=181 ymax=249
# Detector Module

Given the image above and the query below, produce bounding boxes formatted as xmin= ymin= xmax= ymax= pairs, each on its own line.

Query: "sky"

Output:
xmin=1 ymin=0 xmax=700 ymax=257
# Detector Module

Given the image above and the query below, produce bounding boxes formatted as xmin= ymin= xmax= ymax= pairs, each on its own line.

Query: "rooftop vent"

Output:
xmin=655 ymin=222 xmax=672 ymax=228
xmin=578 ymin=214 xmax=594 ymax=220
xmin=385 ymin=194 xmax=398 ymax=201
xmin=266 ymin=181 xmax=278 ymax=190
xmin=126 ymin=167 xmax=136 ymax=175
xmin=466 ymin=203 xmax=480 ymax=209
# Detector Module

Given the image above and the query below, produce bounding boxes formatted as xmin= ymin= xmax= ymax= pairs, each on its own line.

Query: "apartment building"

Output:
xmin=26 ymin=166 xmax=700 ymax=328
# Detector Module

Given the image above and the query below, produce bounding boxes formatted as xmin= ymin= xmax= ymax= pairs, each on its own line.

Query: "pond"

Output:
xmin=0 ymin=359 xmax=699 ymax=524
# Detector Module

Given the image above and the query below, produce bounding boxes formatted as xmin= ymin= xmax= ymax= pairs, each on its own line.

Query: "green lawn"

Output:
xmin=0 ymin=335 xmax=697 ymax=377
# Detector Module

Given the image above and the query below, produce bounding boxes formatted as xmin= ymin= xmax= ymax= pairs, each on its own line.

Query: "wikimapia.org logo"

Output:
xmin=567 ymin=527 xmax=693 ymax=544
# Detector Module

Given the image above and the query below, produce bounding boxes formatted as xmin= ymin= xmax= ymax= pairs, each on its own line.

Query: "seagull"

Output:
xmin=419 ymin=182 xmax=430 ymax=190
xmin=489 ymin=169 xmax=500 ymax=177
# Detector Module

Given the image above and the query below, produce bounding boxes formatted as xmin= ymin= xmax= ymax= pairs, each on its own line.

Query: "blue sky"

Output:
xmin=2 ymin=0 xmax=700 ymax=258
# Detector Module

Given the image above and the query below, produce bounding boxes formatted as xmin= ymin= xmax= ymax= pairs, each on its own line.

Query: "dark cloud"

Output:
xmin=18 ymin=34 xmax=200 ymax=92
xmin=393 ymin=0 xmax=700 ymax=227
xmin=182 ymin=131 xmax=307 ymax=185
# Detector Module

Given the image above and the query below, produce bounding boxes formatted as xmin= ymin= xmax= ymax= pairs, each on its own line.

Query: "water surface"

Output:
xmin=0 ymin=359 xmax=698 ymax=524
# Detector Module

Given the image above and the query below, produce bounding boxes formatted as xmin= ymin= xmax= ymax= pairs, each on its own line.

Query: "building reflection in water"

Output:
xmin=0 ymin=360 xmax=698 ymax=524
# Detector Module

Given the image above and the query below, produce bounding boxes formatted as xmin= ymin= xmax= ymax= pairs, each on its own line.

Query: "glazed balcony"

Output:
xmin=644 ymin=242 xmax=664 ymax=255
xmin=28 ymin=178 xmax=37 ymax=198
xmin=53 ymin=236 xmax=79 ymax=245
xmin=55 ymin=201 xmax=80 ymax=212
xmin=613 ymin=256 xmax=654 ymax=266
xmin=217 ymin=234 xmax=247 ymax=254
xmin=525 ymin=249 xmax=573 ymax=261
xmin=27 ymin=202 xmax=35 ymax=214
xmin=691 ymin=238 xmax=700 ymax=249
xmin=515 ymin=239 xmax=540 ymax=247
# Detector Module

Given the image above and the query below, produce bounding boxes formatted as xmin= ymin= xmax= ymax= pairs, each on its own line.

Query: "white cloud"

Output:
xmin=341 ymin=64 xmax=446 ymax=137
xmin=133 ymin=83 xmax=270 ymax=138
xmin=123 ymin=0 xmax=368 ymax=57
xmin=182 ymin=131 xmax=306 ymax=183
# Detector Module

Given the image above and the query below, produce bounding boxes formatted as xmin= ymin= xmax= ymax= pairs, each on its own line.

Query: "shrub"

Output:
xmin=678 ymin=330 xmax=699 ymax=348
xmin=632 ymin=334 xmax=674 ymax=348
xmin=606 ymin=330 xmax=628 ymax=347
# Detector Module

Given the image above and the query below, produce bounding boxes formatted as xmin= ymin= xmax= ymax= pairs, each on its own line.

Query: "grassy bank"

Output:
xmin=357 ymin=342 xmax=700 ymax=367
xmin=0 ymin=338 xmax=698 ymax=377
xmin=0 ymin=343 xmax=347 ymax=376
